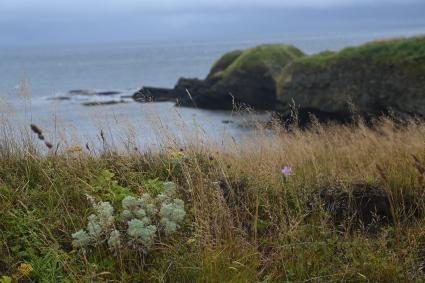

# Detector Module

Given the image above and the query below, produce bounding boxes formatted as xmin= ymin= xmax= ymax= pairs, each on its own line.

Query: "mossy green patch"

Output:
xmin=222 ymin=44 xmax=305 ymax=80
xmin=277 ymin=36 xmax=425 ymax=102
xmin=295 ymin=36 xmax=425 ymax=69
xmin=204 ymin=44 xmax=305 ymax=108
xmin=208 ymin=50 xmax=243 ymax=79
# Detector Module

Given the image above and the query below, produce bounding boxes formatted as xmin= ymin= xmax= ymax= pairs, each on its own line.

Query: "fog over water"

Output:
xmin=1 ymin=0 xmax=424 ymax=47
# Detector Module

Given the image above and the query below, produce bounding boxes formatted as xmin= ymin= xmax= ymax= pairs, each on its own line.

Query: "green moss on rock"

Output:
xmin=208 ymin=50 xmax=243 ymax=79
xmin=222 ymin=44 xmax=305 ymax=80
xmin=175 ymin=44 xmax=305 ymax=109
xmin=210 ymin=44 xmax=305 ymax=108
xmin=294 ymin=36 xmax=425 ymax=69
xmin=277 ymin=36 xmax=425 ymax=120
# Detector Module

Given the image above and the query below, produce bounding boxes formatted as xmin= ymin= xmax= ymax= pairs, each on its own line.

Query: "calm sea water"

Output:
xmin=1 ymin=25 xmax=425 ymax=149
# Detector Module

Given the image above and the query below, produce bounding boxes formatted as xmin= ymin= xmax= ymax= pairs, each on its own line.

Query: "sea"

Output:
xmin=1 ymin=24 xmax=425 ymax=150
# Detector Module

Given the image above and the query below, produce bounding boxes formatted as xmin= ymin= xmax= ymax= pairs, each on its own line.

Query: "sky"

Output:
xmin=0 ymin=0 xmax=424 ymax=48
xmin=1 ymin=0 xmax=422 ymax=10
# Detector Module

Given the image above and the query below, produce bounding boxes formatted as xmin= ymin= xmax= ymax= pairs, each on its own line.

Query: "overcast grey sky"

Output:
xmin=1 ymin=0 xmax=422 ymax=10
xmin=1 ymin=0 xmax=424 ymax=48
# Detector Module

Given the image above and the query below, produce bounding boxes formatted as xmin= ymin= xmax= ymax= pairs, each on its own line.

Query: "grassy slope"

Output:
xmin=211 ymin=44 xmax=305 ymax=81
xmin=208 ymin=50 xmax=243 ymax=79
xmin=1 ymin=118 xmax=425 ymax=282
xmin=277 ymin=36 xmax=425 ymax=98
xmin=294 ymin=36 xmax=425 ymax=68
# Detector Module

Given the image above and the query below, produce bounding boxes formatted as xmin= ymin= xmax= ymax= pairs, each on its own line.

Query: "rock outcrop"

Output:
xmin=133 ymin=36 xmax=425 ymax=123
xmin=277 ymin=36 xmax=425 ymax=123
xmin=133 ymin=44 xmax=305 ymax=110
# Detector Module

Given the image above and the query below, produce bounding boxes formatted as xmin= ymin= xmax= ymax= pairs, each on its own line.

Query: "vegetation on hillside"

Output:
xmin=276 ymin=36 xmax=425 ymax=121
xmin=218 ymin=44 xmax=305 ymax=80
xmin=208 ymin=50 xmax=243 ymax=79
xmin=292 ymin=36 xmax=425 ymax=69
xmin=1 ymin=113 xmax=425 ymax=282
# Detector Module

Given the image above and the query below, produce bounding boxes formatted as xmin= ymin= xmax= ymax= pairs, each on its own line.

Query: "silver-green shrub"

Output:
xmin=71 ymin=230 xmax=92 ymax=250
xmin=71 ymin=181 xmax=186 ymax=255
xmin=127 ymin=219 xmax=157 ymax=247
xmin=107 ymin=229 xmax=121 ymax=251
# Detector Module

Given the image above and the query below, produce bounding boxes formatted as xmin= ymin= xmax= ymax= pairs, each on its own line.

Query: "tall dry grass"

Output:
xmin=1 ymin=109 xmax=425 ymax=281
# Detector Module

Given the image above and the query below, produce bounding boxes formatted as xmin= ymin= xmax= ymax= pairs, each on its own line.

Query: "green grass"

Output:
xmin=208 ymin=50 xmax=243 ymax=79
xmin=215 ymin=44 xmax=305 ymax=80
xmin=1 ymin=117 xmax=425 ymax=282
xmin=295 ymin=36 xmax=425 ymax=69
xmin=276 ymin=36 xmax=425 ymax=98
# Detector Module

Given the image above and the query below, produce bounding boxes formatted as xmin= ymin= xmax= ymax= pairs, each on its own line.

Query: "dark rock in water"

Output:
xmin=46 ymin=96 xmax=71 ymax=101
xmin=69 ymin=90 xmax=98 ymax=96
xmin=96 ymin=91 xmax=122 ymax=96
xmin=277 ymin=36 xmax=425 ymax=125
xmin=173 ymin=78 xmax=237 ymax=109
xmin=133 ymin=44 xmax=305 ymax=110
xmin=174 ymin=78 xmax=210 ymax=94
xmin=319 ymin=183 xmax=420 ymax=232
xmin=177 ymin=91 xmax=235 ymax=110
xmin=69 ymin=90 xmax=92 ymax=95
xmin=176 ymin=44 xmax=304 ymax=109
xmin=133 ymin=79 xmax=237 ymax=109
xmin=133 ymin=86 xmax=185 ymax=102
xmin=69 ymin=90 xmax=121 ymax=96
xmin=81 ymin=100 xmax=128 ymax=106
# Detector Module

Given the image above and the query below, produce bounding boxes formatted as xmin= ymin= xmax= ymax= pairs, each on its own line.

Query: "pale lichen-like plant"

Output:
xmin=71 ymin=181 xmax=186 ymax=255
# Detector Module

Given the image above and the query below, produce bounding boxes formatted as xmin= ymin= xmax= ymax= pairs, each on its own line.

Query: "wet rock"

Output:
xmin=81 ymin=100 xmax=128 ymax=106
xmin=133 ymin=44 xmax=305 ymax=110
xmin=69 ymin=90 xmax=121 ymax=96
xmin=46 ymin=96 xmax=71 ymax=101
xmin=96 ymin=91 xmax=122 ymax=96
xmin=133 ymin=86 xmax=185 ymax=102
xmin=177 ymin=92 xmax=235 ymax=110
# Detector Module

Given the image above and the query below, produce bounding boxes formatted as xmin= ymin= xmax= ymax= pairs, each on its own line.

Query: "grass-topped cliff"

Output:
xmin=277 ymin=36 xmax=425 ymax=122
xmin=173 ymin=44 xmax=305 ymax=109
xmin=2 ymin=117 xmax=425 ymax=282
xmin=207 ymin=50 xmax=244 ymax=79
xmin=209 ymin=44 xmax=305 ymax=109
xmin=293 ymin=36 xmax=425 ymax=69
xmin=152 ymin=36 xmax=425 ymax=119
xmin=209 ymin=44 xmax=305 ymax=80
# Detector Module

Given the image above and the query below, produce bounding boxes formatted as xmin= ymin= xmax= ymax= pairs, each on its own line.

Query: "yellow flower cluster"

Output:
xmin=18 ymin=263 xmax=33 ymax=276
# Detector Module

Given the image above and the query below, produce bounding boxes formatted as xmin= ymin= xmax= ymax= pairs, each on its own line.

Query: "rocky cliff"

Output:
xmin=277 ymin=36 xmax=425 ymax=123
xmin=133 ymin=44 xmax=305 ymax=110
xmin=133 ymin=36 xmax=425 ymax=124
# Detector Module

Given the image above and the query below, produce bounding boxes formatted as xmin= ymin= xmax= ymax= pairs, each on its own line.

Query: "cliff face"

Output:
xmin=277 ymin=37 xmax=425 ymax=121
xmin=133 ymin=36 xmax=425 ymax=122
xmin=175 ymin=44 xmax=305 ymax=109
